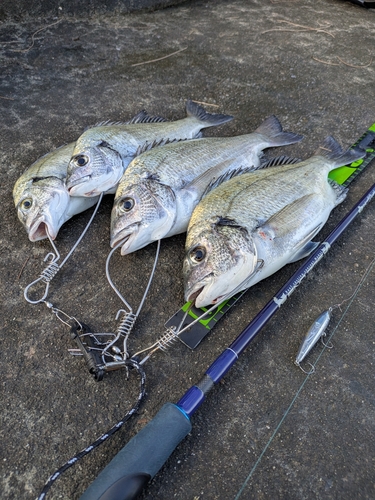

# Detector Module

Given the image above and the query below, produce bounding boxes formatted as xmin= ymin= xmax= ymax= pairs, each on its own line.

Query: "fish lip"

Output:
xmin=186 ymin=274 xmax=226 ymax=307
xmin=185 ymin=273 xmax=213 ymax=304
xmin=66 ymin=175 xmax=91 ymax=192
xmin=28 ymin=217 xmax=56 ymax=242
xmin=186 ymin=286 xmax=204 ymax=304
xmin=110 ymin=225 xmax=138 ymax=251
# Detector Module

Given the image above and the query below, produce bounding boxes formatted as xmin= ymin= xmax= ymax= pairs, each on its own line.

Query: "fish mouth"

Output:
xmin=66 ymin=176 xmax=93 ymax=196
xmin=110 ymin=225 xmax=138 ymax=254
xmin=28 ymin=218 xmax=56 ymax=242
xmin=185 ymin=274 xmax=227 ymax=308
xmin=67 ymin=172 xmax=120 ymax=197
xmin=186 ymin=286 xmax=204 ymax=304
xmin=185 ymin=274 xmax=213 ymax=305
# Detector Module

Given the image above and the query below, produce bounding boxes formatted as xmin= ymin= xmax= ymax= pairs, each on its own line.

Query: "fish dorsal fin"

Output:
xmin=134 ymin=137 xmax=187 ymax=157
xmin=313 ymin=136 xmax=365 ymax=167
xmin=128 ymin=111 xmax=168 ymax=124
xmin=85 ymin=120 xmax=126 ymax=130
xmin=84 ymin=111 xmax=168 ymax=131
xmin=260 ymin=155 xmax=301 ymax=169
xmin=200 ymin=165 xmax=255 ymax=198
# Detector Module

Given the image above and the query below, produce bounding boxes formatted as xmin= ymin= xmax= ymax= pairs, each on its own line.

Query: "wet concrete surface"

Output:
xmin=1 ymin=0 xmax=375 ymax=499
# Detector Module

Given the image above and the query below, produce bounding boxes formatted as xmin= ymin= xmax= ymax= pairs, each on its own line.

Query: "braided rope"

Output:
xmin=37 ymin=359 xmax=146 ymax=500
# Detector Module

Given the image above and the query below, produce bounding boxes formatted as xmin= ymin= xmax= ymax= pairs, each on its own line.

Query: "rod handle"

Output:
xmin=80 ymin=403 xmax=191 ymax=500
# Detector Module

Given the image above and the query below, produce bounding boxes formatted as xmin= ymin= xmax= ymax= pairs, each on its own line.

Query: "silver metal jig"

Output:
xmin=23 ymin=194 xmax=103 ymax=304
xmin=295 ymin=308 xmax=332 ymax=374
xmin=294 ymin=255 xmax=375 ymax=374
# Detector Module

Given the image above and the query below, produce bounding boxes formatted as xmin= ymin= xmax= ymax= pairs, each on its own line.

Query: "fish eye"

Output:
xmin=120 ymin=197 xmax=135 ymax=212
xmin=190 ymin=246 xmax=206 ymax=263
xmin=21 ymin=198 xmax=32 ymax=210
xmin=74 ymin=154 xmax=89 ymax=167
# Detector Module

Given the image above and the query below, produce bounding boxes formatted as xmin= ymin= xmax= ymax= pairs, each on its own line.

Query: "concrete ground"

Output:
xmin=1 ymin=0 xmax=375 ymax=499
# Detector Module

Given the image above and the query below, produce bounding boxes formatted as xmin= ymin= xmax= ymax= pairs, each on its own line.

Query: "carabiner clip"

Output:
xmin=24 ymin=251 xmax=61 ymax=304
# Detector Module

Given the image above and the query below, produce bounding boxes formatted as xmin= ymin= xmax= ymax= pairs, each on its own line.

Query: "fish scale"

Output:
xmin=192 ymin=157 xmax=336 ymax=230
xmin=110 ymin=115 xmax=303 ymax=255
xmin=13 ymin=143 xmax=100 ymax=242
xmin=184 ymin=136 xmax=366 ymax=308
xmin=120 ymin=135 xmax=266 ymax=188
xmin=66 ymin=100 xmax=234 ymax=197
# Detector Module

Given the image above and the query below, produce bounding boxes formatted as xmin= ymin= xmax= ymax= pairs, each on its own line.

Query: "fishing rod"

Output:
xmin=79 ymin=140 xmax=375 ymax=498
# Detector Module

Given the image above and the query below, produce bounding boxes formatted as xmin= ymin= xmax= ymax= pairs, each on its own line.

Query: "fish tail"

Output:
xmin=313 ymin=136 xmax=366 ymax=169
xmin=255 ymin=115 xmax=303 ymax=146
xmin=185 ymin=100 xmax=233 ymax=128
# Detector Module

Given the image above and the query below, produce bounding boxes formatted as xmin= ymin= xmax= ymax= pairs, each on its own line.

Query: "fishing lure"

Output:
xmin=36 ymin=124 xmax=375 ymax=499
xmin=295 ymin=308 xmax=332 ymax=373
xmin=295 ymin=253 xmax=375 ymax=374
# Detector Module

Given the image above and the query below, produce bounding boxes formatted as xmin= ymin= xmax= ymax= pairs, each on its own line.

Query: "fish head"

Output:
xmin=13 ymin=177 xmax=70 ymax=242
xmin=66 ymin=141 xmax=123 ymax=197
xmin=110 ymin=177 xmax=176 ymax=255
xmin=183 ymin=217 xmax=258 ymax=308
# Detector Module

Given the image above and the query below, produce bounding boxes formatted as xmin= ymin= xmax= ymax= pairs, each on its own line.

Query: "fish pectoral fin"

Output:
xmin=287 ymin=220 xmax=325 ymax=263
xmin=256 ymin=194 xmax=321 ymax=240
xmin=288 ymin=240 xmax=320 ymax=263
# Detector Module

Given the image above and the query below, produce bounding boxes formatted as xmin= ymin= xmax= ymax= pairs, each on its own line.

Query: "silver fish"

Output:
xmin=65 ymin=100 xmax=234 ymax=197
xmin=13 ymin=144 xmax=99 ymax=242
xmin=110 ymin=115 xmax=303 ymax=255
xmin=183 ymin=137 xmax=365 ymax=308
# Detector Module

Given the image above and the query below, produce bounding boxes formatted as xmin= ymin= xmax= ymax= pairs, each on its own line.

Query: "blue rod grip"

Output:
xmin=80 ymin=403 xmax=191 ymax=500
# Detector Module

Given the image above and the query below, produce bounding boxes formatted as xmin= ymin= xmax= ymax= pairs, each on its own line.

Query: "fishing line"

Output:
xmin=24 ymin=193 xmax=103 ymax=304
xmin=37 ymin=358 xmax=146 ymax=500
xmin=35 ymin=225 xmax=161 ymax=497
xmin=234 ymin=255 xmax=375 ymax=499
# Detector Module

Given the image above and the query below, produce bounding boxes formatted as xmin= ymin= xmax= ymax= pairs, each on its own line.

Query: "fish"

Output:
xmin=13 ymin=143 xmax=100 ymax=242
xmin=13 ymin=110 xmax=168 ymax=242
xmin=65 ymin=100 xmax=234 ymax=197
xmin=183 ymin=136 xmax=365 ymax=308
xmin=110 ymin=115 xmax=303 ymax=255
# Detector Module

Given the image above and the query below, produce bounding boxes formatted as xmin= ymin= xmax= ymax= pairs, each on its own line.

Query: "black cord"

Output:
xmin=37 ymin=359 xmax=146 ymax=500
